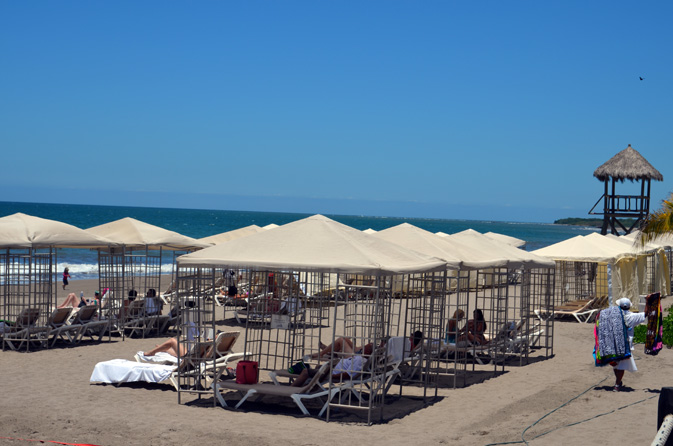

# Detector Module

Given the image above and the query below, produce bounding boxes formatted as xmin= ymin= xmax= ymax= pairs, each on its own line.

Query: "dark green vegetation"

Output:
xmin=555 ymin=217 xmax=636 ymax=228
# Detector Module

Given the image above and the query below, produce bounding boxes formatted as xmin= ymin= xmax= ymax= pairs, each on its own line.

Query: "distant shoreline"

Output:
xmin=553 ymin=217 xmax=636 ymax=228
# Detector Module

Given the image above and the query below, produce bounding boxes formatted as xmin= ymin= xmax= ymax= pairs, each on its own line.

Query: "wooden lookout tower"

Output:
xmin=589 ymin=144 xmax=663 ymax=235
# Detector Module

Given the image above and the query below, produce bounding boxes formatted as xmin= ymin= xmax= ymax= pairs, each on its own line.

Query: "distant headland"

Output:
xmin=554 ymin=217 xmax=636 ymax=228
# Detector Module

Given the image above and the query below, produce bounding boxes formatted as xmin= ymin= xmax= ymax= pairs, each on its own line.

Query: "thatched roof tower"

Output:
xmin=593 ymin=144 xmax=663 ymax=182
xmin=590 ymin=144 xmax=663 ymax=235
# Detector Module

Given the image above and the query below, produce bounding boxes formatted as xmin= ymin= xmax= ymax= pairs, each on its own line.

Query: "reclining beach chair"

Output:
xmin=1 ymin=307 xmax=48 ymax=351
xmin=333 ymin=347 xmax=400 ymax=406
xmin=214 ymin=360 xmax=341 ymax=416
xmin=47 ymin=307 xmax=82 ymax=347
xmin=553 ymin=295 xmax=607 ymax=323
xmin=91 ymin=331 xmax=248 ymax=390
xmin=170 ymin=330 xmax=248 ymax=390
xmin=72 ymin=305 xmax=108 ymax=342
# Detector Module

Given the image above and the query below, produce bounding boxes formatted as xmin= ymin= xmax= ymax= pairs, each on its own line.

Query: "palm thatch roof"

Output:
xmin=593 ymin=144 xmax=663 ymax=182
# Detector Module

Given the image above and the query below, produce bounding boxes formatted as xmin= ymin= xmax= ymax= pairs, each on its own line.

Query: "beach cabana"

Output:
xmin=444 ymin=230 xmax=556 ymax=367
xmin=604 ymin=233 xmax=670 ymax=299
xmin=176 ymin=215 xmax=448 ymax=423
xmin=198 ymin=225 xmax=264 ymax=245
xmin=532 ymin=233 xmax=641 ymax=308
xmin=0 ymin=213 xmax=114 ymax=351
xmin=623 ymin=232 xmax=673 ymax=296
xmin=86 ymin=217 xmax=209 ymax=338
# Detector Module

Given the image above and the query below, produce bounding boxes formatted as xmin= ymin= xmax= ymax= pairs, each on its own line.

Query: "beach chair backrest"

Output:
xmin=16 ymin=308 xmax=40 ymax=328
xmin=76 ymin=305 xmax=98 ymax=323
xmin=127 ymin=299 xmax=145 ymax=317
xmin=299 ymin=360 xmax=333 ymax=393
xmin=50 ymin=308 xmax=72 ymax=327
xmin=215 ymin=331 xmax=240 ymax=356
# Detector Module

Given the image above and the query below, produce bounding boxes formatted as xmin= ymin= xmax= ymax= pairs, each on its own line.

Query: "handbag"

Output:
xmin=235 ymin=360 xmax=259 ymax=384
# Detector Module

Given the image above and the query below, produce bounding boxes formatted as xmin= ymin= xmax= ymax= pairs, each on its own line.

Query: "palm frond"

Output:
xmin=638 ymin=193 xmax=673 ymax=246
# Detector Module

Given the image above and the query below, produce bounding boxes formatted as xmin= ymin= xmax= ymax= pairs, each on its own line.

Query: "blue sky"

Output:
xmin=1 ymin=1 xmax=671 ymax=223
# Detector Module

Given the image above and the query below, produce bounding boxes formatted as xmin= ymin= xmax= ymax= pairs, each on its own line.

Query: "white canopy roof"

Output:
xmin=199 ymin=225 xmax=264 ymax=245
xmin=87 ymin=217 xmax=210 ymax=251
xmin=484 ymin=231 xmax=526 ymax=248
xmin=178 ymin=214 xmax=448 ymax=275
xmin=622 ymin=231 xmax=673 ymax=249
xmin=448 ymin=230 xmax=555 ymax=269
xmin=362 ymin=228 xmax=377 ymax=234
xmin=372 ymin=223 xmax=462 ymax=270
xmin=0 ymin=213 xmax=115 ymax=249
xmin=532 ymin=233 xmax=634 ymax=263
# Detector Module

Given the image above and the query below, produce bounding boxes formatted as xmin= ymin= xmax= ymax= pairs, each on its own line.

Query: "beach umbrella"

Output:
xmin=0 ymin=213 xmax=115 ymax=248
xmin=86 ymin=217 xmax=210 ymax=251
xmin=178 ymin=214 xmax=447 ymax=275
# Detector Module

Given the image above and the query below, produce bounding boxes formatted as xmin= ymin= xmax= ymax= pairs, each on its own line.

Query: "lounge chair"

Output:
xmin=1 ymin=307 xmax=48 ymax=351
xmin=333 ymin=348 xmax=400 ymax=406
xmin=553 ymin=295 xmax=607 ymax=323
xmin=214 ymin=360 xmax=341 ymax=416
xmin=172 ymin=331 xmax=248 ymax=389
xmin=134 ymin=330 xmax=249 ymax=390
xmin=71 ymin=305 xmax=108 ymax=342
xmin=47 ymin=307 xmax=82 ymax=347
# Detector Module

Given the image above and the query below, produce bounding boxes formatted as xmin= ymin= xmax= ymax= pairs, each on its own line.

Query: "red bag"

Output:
xmin=235 ymin=360 xmax=259 ymax=384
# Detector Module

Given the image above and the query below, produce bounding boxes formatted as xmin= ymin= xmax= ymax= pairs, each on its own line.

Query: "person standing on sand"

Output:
xmin=596 ymin=298 xmax=648 ymax=392
xmin=62 ymin=267 xmax=71 ymax=290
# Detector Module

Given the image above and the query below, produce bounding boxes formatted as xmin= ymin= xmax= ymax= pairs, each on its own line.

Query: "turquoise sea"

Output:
xmin=0 ymin=201 xmax=597 ymax=279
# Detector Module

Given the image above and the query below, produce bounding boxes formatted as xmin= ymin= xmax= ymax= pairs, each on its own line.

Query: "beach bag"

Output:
xmin=236 ymin=360 xmax=259 ymax=384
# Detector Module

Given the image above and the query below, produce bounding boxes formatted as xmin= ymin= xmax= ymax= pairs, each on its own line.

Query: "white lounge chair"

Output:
xmin=214 ymin=360 xmax=341 ymax=416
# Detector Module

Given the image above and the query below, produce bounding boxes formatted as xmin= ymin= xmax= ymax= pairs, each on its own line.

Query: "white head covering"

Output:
xmin=615 ymin=298 xmax=632 ymax=309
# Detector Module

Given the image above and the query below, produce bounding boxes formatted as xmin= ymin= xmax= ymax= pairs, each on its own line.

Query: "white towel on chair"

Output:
xmin=90 ymin=359 xmax=175 ymax=384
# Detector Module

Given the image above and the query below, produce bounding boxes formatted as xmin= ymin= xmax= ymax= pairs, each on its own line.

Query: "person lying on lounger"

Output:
xmin=457 ymin=309 xmax=487 ymax=345
xmin=58 ymin=291 xmax=102 ymax=309
xmin=292 ymin=331 xmax=423 ymax=387
xmin=138 ymin=322 xmax=200 ymax=359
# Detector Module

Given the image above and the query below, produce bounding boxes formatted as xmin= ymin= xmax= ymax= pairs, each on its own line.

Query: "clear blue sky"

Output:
xmin=2 ymin=1 xmax=671 ymax=223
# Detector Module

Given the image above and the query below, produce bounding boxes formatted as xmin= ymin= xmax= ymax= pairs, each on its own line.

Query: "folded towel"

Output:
xmin=594 ymin=306 xmax=630 ymax=366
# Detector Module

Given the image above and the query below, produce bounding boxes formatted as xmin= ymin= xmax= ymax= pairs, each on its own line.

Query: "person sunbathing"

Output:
xmin=139 ymin=322 xmax=200 ymax=359
xmin=58 ymin=291 xmax=101 ymax=309
xmin=457 ymin=309 xmax=488 ymax=345
xmin=293 ymin=331 xmax=423 ymax=387
xmin=142 ymin=337 xmax=186 ymax=358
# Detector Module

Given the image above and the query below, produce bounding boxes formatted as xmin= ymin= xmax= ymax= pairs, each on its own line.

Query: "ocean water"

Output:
xmin=0 ymin=201 xmax=597 ymax=280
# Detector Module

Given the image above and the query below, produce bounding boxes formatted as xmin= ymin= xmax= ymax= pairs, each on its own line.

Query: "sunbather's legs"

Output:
xmin=144 ymin=337 xmax=186 ymax=357
xmin=310 ymin=336 xmax=355 ymax=359
xmin=58 ymin=293 xmax=80 ymax=309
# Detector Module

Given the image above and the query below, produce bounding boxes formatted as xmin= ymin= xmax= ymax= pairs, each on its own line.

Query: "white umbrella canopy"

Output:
xmin=0 ymin=213 xmax=115 ymax=249
xmin=531 ymin=234 xmax=633 ymax=263
xmin=448 ymin=230 xmax=555 ymax=269
xmin=620 ymin=232 xmax=673 ymax=249
xmin=199 ymin=225 xmax=264 ymax=245
xmin=484 ymin=231 xmax=526 ymax=248
xmin=373 ymin=223 xmax=462 ymax=270
xmin=86 ymin=217 xmax=210 ymax=251
xmin=178 ymin=214 xmax=448 ymax=275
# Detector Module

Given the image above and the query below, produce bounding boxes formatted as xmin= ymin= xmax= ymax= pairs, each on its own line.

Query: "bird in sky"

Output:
xmin=639 ymin=76 xmax=644 ymax=80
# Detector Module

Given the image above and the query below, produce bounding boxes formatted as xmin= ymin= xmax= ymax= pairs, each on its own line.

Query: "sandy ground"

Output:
xmin=1 ymin=279 xmax=672 ymax=446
